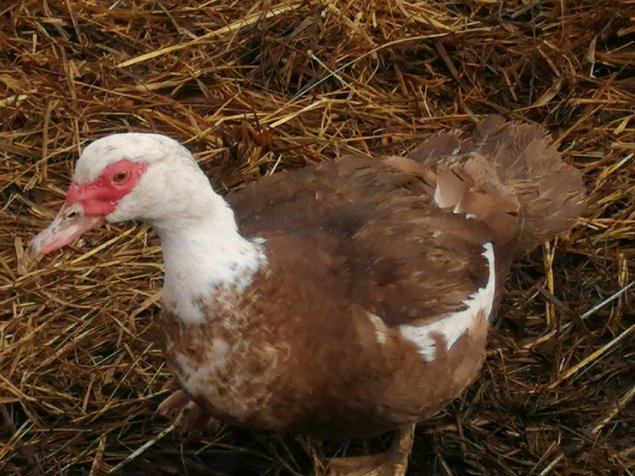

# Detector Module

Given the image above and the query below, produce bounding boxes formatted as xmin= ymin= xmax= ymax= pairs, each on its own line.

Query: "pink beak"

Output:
xmin=30 ymin=203 xmax=105 ymax=256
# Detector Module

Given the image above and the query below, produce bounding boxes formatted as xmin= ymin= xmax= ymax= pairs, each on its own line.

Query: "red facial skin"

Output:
xmin=66 ymin=160 xmax=148 ymax=216
xmin=30 ymin=160 xmax=147 ymax=255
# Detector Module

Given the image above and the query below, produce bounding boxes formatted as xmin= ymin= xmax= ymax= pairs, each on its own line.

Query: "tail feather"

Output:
xmin=407 ymin=116 xmax=585 ymax=252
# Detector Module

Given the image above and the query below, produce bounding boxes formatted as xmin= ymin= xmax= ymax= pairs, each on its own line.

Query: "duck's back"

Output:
xmin=227 ymin=116 xmax=583 ymax=325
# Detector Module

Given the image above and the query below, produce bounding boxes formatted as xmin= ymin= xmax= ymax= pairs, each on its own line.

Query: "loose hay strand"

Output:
xmin=108 ymin=424 xmax=175 ymax=474
xmin=116 ymin=2 xmax=304 ymax=68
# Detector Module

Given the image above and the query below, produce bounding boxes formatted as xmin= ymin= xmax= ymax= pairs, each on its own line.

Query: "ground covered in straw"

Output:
xmin=1 ymin=1 xmax=634 ymax=475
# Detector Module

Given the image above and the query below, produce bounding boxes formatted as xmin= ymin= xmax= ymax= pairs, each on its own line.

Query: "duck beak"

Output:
xmin=30 ymin=203 xmax=105 ymax=256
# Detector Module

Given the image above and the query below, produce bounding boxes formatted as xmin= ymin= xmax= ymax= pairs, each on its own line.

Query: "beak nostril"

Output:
xmin=66 ymin=211 xmax=78 ymax=219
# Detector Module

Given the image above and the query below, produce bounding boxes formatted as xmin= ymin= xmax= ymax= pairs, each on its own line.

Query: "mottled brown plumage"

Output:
xmin=155 ymin=117 xmax=584 ymax=438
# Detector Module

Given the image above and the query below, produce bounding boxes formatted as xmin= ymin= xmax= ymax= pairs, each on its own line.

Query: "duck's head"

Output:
xmin=30 ymin=133 xmax=214 ymax=255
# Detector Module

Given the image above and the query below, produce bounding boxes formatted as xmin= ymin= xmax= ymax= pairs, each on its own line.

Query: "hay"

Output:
xmin=1 ymin=0 xmax=633 ymax=474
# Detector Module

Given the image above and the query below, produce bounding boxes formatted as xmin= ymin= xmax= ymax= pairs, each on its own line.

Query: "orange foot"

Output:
xmin=324 ymin=424 xmax=415 ymax=476
xmin=156 ymin=389 xmax=221 ymax=433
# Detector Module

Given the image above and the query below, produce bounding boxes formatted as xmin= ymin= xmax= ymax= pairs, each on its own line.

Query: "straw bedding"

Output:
xmin=1 ymin=1 xmax=633 ymax=474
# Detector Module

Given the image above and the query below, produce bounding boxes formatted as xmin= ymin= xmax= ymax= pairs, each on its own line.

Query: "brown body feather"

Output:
xmin=157 ymin=117 xmax=584 ymax=438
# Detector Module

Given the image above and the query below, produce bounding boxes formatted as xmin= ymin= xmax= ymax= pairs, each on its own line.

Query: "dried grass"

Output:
xmin=1 ymin=0 xmax=634 ymax=475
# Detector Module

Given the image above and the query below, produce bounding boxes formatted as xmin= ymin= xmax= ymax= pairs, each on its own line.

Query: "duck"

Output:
xmin=30 ymin=116 xmax=584 ymax=475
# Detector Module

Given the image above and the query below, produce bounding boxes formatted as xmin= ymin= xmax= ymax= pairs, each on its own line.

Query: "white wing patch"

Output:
xmin=398 ymin=242 xmax=496 ymax=362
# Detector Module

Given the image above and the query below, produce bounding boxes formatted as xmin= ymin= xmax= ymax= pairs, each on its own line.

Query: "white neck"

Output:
xmin=155 ymin=192 xmax=266 ymax=324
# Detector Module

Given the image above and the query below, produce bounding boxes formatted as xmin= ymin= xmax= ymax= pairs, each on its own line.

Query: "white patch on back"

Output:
xmin=398 ymin=242 xmax=496 ymax=362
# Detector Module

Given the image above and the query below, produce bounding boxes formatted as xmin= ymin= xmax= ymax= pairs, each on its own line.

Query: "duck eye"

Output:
xmin=112 ymin=169 xmax=130 ymax=185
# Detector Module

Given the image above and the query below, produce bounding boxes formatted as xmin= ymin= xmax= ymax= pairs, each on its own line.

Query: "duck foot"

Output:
xmin=156 ymin=389 xmax=221 ymax=433
xmin=325 ymin=424 xmax=415 ymax=476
